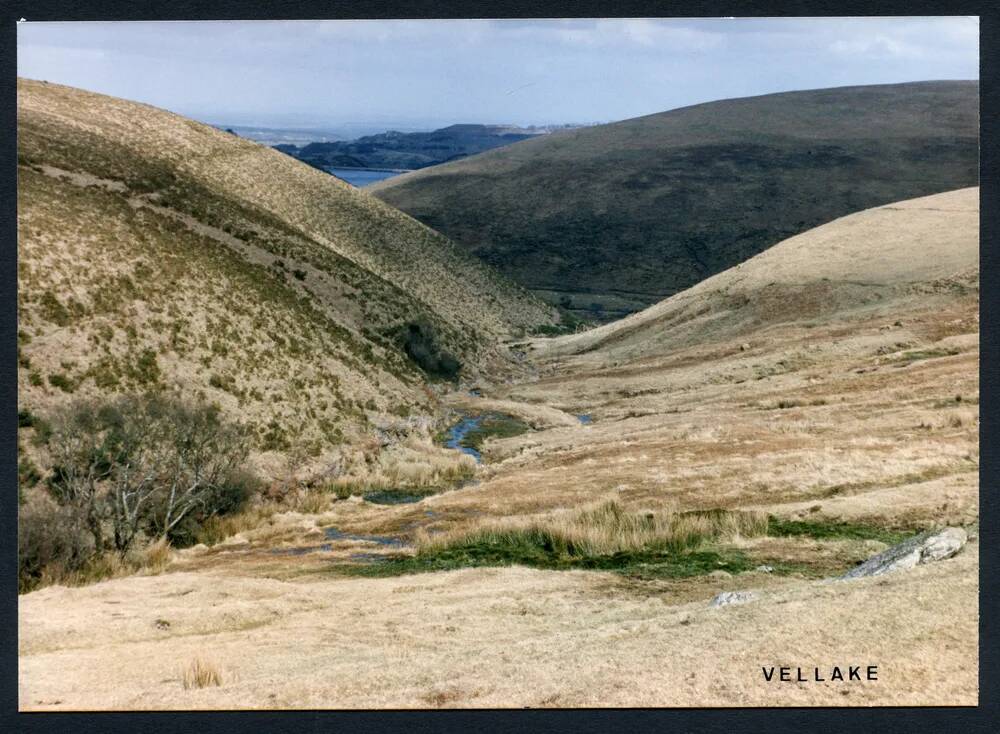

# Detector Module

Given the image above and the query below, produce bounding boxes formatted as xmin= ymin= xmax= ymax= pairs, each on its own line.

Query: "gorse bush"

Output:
xmin=397 ymin=318 xmax=461 ymax=380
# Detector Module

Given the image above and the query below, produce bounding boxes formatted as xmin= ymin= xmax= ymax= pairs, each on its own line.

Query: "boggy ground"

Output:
xmin=19 ymin=191 xmax=980 ymax=709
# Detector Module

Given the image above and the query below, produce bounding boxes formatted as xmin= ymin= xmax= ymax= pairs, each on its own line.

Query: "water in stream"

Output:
xmin=444 ymin=415 xmax=484 ymax=462
xmin=324 ymin=527 xmax=406 ymax=547
xmin=271 ymin=416 xmax=483 ymax=560
xmin=363 ymin=489 xmax=433 ymax=505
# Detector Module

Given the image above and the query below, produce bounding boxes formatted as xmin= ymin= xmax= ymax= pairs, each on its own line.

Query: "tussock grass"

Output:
xmin=195 ymin=503 xmax=282 ymax=546
xmin=325 ymin=444 xmax=476 ymax=496
xmin=294 ymin=491 xmax=333 ymax=515
xmin=143 ymin=538 xmax=173 ymax=573
xmin=337 ymin=501 xmax=767 ymax=578
xmin=418 ymin=501 xmax=768 ymax=557
xmin=182 ymin=658 xmax=223 ymax=689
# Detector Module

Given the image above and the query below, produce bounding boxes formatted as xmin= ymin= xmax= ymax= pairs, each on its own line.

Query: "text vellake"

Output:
xmin=762 ymin=666 xmax=879 ymax=683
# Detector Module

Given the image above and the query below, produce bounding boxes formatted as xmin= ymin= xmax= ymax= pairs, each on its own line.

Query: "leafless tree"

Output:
xmin=101 ymin=395 xmax=173 ymax=554
xmin=155 ymin=401 xmax=251 ymax=538
xmin=44 ymin=394 xmax=252 ymax=555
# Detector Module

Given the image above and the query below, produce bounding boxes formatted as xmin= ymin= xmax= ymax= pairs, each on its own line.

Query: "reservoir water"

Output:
xmin=325 ymin=167 xmax=406 ymax=187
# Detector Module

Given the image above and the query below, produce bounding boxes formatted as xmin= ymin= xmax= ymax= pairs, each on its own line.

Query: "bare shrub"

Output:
xmin=18 ymin=496 xmax=94 ymax=592
xmin=45 ymin=394 xmax=253 ymax=555
xmin=46 ymin=405 xmax=117 ymax=554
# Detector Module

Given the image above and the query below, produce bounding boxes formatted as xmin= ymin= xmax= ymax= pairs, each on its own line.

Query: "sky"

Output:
xmin=17 ymin=17 xmax=979 ymax=131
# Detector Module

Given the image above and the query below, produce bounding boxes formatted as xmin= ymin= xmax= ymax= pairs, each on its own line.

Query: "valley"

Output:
xmin=373 ymin=81 xmax=979 ymax=320
xmin=16 ymin=80 xmax=979 ymax=710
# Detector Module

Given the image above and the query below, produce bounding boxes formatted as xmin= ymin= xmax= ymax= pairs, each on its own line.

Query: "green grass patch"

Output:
xmin=888 ymin=347 xmax=960 ymax=367
xmin=459 ymin=413 xmax=529 ymax=451
xmin=766 ymin=515 xmax=910 ymax=545
xmin=325 ymin=505 xmax=914 ymax=581
xmin=335 ymin=539 xmax=758 ymax=580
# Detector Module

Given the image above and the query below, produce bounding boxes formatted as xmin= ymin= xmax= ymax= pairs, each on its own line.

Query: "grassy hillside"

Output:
xmin=373 ymin=81 xmax=979 ymax=320
xmin=535 ymin=187 xmax=979 ymax=362
xmin=16 ymin=79 xmax=559 ymax=473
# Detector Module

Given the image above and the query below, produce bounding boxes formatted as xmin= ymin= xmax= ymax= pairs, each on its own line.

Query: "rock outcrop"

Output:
xmin=841 ymin=527 xmax=968 ymax=579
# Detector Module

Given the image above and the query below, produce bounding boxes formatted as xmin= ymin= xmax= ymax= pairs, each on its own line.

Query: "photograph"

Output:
xmin=14 ymin=14 xmax=981 ymax=710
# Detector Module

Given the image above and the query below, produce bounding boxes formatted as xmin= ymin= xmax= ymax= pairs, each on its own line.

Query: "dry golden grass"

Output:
xmin=182 ymin=658 xmax=223 ymax=690
xmin=324 ymin=438 xmax=476 ymax=494
xmin=195 ymin=503 xmax=284 ymax=547
xmin=32 ymin=538 xmax=175 ymax=591
xmin=17 ymin=544 xmax=978 ymax=709
xmin=142 ymin=538 xmax=173 ymax=573
xmin=416 ymin=500 xmax=768 ymax=556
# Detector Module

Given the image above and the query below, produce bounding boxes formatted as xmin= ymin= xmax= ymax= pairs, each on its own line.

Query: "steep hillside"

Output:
xmin=535 ymin=187 xmax=979 ymax=362
xmin=373 ymin=82 xmax=979 ymax=319
xmin=16 ymin=79 xmax=558 ymax=470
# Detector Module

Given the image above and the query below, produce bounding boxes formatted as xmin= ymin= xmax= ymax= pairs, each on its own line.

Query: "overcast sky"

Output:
xmin=17 ymin=17 xmax=979 ymax=130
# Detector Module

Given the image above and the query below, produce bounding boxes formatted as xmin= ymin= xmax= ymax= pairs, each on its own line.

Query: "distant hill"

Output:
xmin=279 ymin=124 xmax=577 ymax=172
xmin=372 ymin=82 xmax=979 ymax=320
xmin=16 ymin=79 xmax=558 ymax=464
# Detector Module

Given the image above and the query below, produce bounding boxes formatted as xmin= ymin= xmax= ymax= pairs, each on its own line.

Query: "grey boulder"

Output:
xmin=841 ymin=527 xmax=967 ymax=580
xmin=709 ymin=590 xmax=757 ymax=608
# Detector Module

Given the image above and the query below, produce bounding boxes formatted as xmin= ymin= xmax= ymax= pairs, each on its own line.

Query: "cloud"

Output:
xmin=16 ymin=17 xmax=978 ymax=128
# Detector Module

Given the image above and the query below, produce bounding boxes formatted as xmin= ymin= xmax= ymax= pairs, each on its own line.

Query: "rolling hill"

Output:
xmin=372 ymin=81 xmax=979 ymax=320
xmin=16 ymin=79 xmax=559 ymax=469
xmin=534 ymin=187 xmax=979 ymax=362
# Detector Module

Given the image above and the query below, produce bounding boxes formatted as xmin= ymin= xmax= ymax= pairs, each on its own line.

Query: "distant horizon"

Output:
xmin=18 ymin=74 xmax=980 ymax=142
xmin=17 ymin=18 xmax=978 ymax=130
xmin=207 ymin=77 xmax=979 ymax=134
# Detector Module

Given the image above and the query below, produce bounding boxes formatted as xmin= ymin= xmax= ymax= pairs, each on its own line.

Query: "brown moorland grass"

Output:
xmin=16 ymin=78 xmax=559 ymax=488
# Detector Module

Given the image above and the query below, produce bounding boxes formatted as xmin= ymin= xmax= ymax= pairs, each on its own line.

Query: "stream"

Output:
xmin=271 ymin=414 xmax=484 ymax=560
xmin=444 ymin=414 xmax=485 ymax=462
